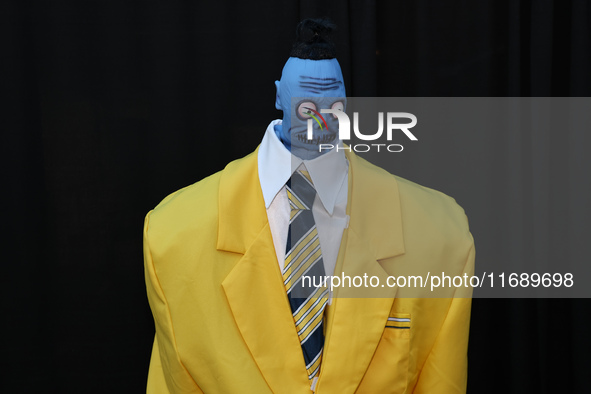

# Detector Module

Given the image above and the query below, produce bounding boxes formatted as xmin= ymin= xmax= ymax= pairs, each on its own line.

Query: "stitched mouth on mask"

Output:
xmin=295 ymin=133 xmax=337 ymax=145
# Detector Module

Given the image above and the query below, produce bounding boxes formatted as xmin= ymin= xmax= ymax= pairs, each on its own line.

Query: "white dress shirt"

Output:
xmin=258 ymin=119 xmax=349 ymax=277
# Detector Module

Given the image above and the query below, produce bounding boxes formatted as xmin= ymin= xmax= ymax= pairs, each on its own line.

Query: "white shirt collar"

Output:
xmin=258 ymin=119 xmax=348 ymax=215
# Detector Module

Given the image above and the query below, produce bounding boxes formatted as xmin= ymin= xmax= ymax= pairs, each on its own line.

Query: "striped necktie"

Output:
xmin=283 ymin=169 xmax=329 ymax=381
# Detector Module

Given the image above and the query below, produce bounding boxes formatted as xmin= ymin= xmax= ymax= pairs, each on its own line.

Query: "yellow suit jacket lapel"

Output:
xmin=218 ymin=150 xmax=310 ymax=393
xmin=318 ymin=151 xmax=406 ymax=393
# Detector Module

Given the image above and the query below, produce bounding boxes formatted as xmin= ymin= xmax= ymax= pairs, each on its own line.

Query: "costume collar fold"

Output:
xmin=258 ymin=119 xmax=347 ymax=215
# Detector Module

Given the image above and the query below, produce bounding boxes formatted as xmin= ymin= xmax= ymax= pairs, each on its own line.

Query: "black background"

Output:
xmin=3 ymin=0 xmax=590 ymax=392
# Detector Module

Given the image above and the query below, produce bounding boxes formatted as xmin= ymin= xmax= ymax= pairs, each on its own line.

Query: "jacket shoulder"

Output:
xmin=144 ymin=150 xmax=258 ymax=248
xmin=396 ymin=175 xmax=469 ymax=230
xmin=354 ymin=154 xmax=471 ymax=240
xmin=144 ymin=171 xmax=221 ymax=250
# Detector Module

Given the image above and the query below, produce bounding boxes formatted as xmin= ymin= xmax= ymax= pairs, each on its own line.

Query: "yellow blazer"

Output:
xmin=144 ymin=148 xmax=475 ymax=393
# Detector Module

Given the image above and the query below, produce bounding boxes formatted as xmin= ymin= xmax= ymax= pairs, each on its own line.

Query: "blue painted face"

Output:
xmin=274 ymin=57 xmax=346 ymax=159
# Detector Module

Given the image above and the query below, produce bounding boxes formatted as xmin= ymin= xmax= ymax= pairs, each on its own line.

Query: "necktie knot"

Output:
xmin=287 ymin=170 xmax=317 ymax=211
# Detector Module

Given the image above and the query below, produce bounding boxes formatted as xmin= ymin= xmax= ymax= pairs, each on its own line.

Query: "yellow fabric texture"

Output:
xmin=144 ymin=148 xmax=474 ymax=393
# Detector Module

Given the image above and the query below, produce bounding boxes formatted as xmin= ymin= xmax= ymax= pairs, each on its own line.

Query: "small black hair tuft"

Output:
xmin=290 ymin=18 xmax=337 ymax=60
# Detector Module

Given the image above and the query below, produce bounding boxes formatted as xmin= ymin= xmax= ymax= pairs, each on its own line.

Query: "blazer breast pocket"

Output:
xmin=357 ymin=313 xmax=411 ymax=393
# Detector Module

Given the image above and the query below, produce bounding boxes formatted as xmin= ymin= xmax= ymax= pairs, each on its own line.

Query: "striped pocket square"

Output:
xmin=386 ymin=314 xmax=411 ymax=329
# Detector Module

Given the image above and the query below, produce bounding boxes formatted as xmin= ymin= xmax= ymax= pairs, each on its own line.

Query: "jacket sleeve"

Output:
xmin=413 ymin=241 xmax=475 ymax=394
xmin=144 ymin=211 xmax=204 ymax=394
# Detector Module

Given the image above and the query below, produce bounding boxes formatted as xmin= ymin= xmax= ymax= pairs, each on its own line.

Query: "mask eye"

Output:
xmin=297 ymin=101 xmax=317 ymax=120
xmin=330 ymin=101 xmax=345 ymax=118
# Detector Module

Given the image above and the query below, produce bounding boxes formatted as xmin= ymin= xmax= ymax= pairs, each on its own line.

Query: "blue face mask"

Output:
xmin=274 ymin=57 xmax=346 ymax=160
